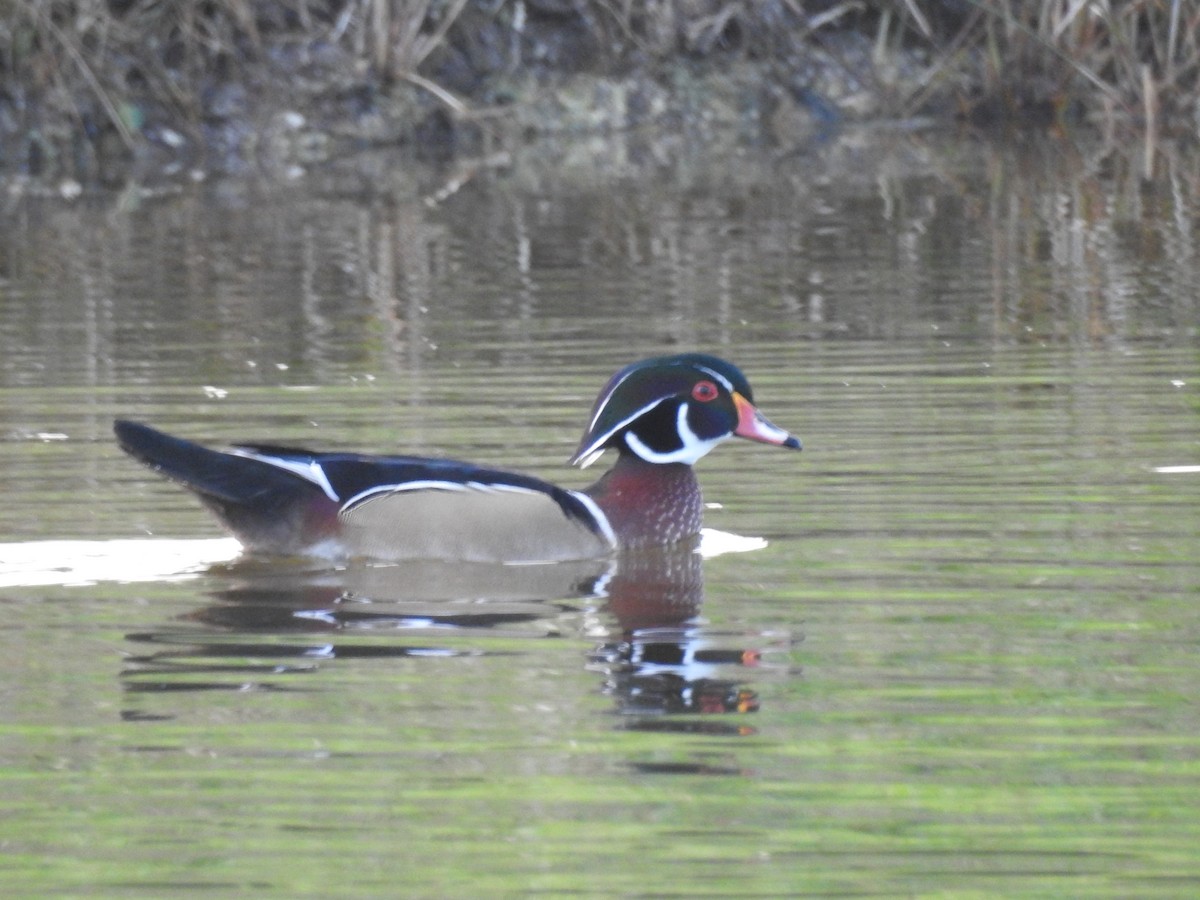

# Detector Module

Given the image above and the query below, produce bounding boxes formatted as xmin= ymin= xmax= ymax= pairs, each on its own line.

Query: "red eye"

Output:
xmin=691 ymin=380 xmax=719 ymax=402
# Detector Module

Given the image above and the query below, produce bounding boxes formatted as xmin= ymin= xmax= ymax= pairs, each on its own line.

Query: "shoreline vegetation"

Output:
xmin=3 ymin=1 xmax=1198 ymax=185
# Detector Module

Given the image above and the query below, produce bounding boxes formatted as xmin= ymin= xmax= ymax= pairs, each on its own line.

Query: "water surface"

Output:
xmin=1 ymin=132 xmax=1198 ymax=896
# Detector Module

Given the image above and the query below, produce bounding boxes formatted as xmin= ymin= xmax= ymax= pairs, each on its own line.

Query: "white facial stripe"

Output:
xmin=585 ymin=367 xmax=640 ymax=433
xmin=694 ymin=364 xmax=735 ymax=393
xmin=575 ymin=447 xmax=606 ymax=469
xmin=584 ymin=358 xmax=725 ymax=435
xmin=624 ymin=402 xmax=726 ymax=465
xmin=233 ymin=449 xmax=339 ymax=501
xmin=575 ymin=397 xmax=667 ymax=467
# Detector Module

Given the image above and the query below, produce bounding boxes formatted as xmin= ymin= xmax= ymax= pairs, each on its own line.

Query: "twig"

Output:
xmin=37 ymin=11 xmax=136 ymax=150
xmin=401 ymin=70 xmax=470 ymax=116
xmin=411 ymin=0 xmax=473 ymax=69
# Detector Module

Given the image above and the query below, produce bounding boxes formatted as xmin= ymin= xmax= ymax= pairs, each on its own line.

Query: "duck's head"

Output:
xmin=570 ymin=353 xmax=801 ymax=468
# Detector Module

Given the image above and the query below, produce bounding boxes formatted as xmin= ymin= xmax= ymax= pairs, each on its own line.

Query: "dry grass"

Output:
xmin=888 ymin=0 xmax=1200 ymax=129
xmin=1 ymin=1 xmax=1197 ymax=176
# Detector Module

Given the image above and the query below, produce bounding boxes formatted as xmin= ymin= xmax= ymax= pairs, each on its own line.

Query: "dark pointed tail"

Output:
xmin=114 ymin=420 xmax=338 ymax=554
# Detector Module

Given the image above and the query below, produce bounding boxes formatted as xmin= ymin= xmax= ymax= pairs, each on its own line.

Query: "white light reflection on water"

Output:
xmin=0 ymin=529 xmax=763 ymax=589
xmin=697 ymin=528 xmax=768 ymax=556
xmin=0 ymin=538 xmax=241 ymax=588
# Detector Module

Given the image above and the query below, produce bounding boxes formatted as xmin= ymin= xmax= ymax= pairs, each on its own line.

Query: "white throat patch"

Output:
xmin=624 ymin=402 xmax=725 ymax=465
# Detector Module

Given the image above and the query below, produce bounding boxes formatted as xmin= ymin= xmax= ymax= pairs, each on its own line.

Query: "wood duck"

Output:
xmin=115 ymin=353 xmax=801 ymax=563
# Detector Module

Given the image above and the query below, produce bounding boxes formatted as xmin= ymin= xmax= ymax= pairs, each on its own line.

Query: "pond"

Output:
xmin=1 ymin=130 xmax=1198 ymax=896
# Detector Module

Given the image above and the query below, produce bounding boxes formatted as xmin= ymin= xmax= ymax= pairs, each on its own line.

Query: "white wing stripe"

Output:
xmin=342 ymin=480 xmax=474 ymax=509
xmin=232 ymin=449 xmax=339 ymax=501
xmin=342 ymin=479 xmax=559 ymax=510
xmin=465 ymin=481 xmax=546 ymax=495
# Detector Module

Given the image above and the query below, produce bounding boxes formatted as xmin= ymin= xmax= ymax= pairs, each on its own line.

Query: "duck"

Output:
xmin=114 ymin=353 xmax=801 ymax=563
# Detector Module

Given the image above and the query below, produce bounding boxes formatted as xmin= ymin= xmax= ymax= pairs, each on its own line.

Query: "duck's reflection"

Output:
xmin=183 ymin=556 xmax=607 ymax=635
xmin=586 ymin=545 xmax=762 ymax=726
xmin=122 ymin=543 xmax=771 ymax=728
